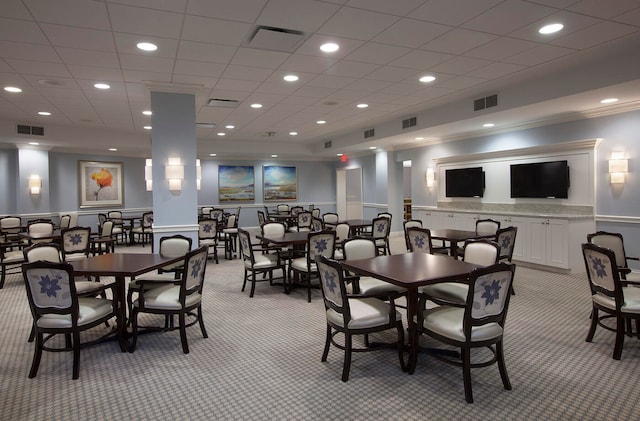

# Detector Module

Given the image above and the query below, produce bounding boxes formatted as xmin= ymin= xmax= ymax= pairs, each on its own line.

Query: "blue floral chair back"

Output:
xmin=406 ymin=227 xmax=433 ymax=253
xmin=582 ymin=243 xmax=618 ymax=297
xmin=308 ymin=231 xmax=336 ymax=263
xmin=61 ymin=226 xmax=91 ymax=259
xmin=23 ymin=263 xmax=74 ymax=314
xmin=317 ymin=256 xmax=345 ymax=310
xmin=182 ymin=247 xmax=208 ymax=294
xmin=468 ymin=264 xmax=514 ymax=327
xmin=496 ymin=226 xmax=517 ymax=262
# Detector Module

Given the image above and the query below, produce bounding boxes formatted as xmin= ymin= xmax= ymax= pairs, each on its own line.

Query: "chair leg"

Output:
xmin=198 ymin=305 xmax=208 ymax=338
xmin=342 ymin=333 xmax=352 ymax=382
xmin=613 ymin=316 xmax=625 ymax=360
xmin=249 ymin=270 xmax=257 ymax=298
xmin=496 ymin=340 xmax=512 ymax=391
xmin=28 ymin=323 xmax=35 ymax=342
xmin=241 ymin=269 xmax=248 ymax=292
xmin=72 ymin=331 xmax=81 ymax=380
xmin=179 ymin=312 xmax=189 ymax=354
xmin=462 ymin=347 xmax=473 ymax=403
xmin=396 ymin=322 xmax=406 ymax=372
xmin=321 ymin=325 xmax=331 ymax=362
xmin=130 ymin=309 xmax=139 ymax=352
xmin=585 ymin=306 xmax=599 ymax=342
xmin=29 ymin=332 xmax=43 ymax=378
xmin=0 ymin=268 xmax=6 ymax=289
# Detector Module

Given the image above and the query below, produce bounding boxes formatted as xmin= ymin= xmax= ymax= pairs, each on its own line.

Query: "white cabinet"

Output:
xmin=494 ymin=215 xmax=527 ymax=262
xmin=525 ymin=218 xmax=569 ymax=269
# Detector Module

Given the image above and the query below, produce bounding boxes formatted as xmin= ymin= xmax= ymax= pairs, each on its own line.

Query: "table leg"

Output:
xmin=114 ymin=275 xmax=129 ymax=352
xmin=406 ymin=288 xmax=419 ymax=374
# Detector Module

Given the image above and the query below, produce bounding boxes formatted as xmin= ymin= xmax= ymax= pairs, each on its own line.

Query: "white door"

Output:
xmin=336 ymin=168 xmax=363 ymax=220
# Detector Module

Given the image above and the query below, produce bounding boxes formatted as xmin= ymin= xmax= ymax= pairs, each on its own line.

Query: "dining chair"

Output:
xmin=97 ymin=213 xmax=107 ymax=235
xmin=406 ymin=226 xmax=434 ymax=253
xmin=222 ymin=214 xmax=239 ymax=259
xmin=403 ymin=219 xmax=423 ymax=251
xmin=311 ymin=217 xmax=324 ymax=232
xmin=421 ymin=239 xmax=500 ymax=307
xmin=496 ymin=226 xmax=518 ymax=294
xmin=289 ymin=211 xmax=312 ymax=232
xmin=322 ymin=213 xmax=339 ymax=230
xmin=0 ymin=216 xmax=22 ymax=242
xmin=60 ymin=226 xmax=92 ymax=263
xmin=130 ymin=246 xmax=209 ymax=354
xmin=418 ymin=262 xmax=516 ymax=403
xmin=316 ymin=255 xmax=405 ymax=381
xmin=333 ymin=223 xmax=351 ymax=260
xmin=210 ymin=208 xmax=225 ymax=224
xmin=277 ymin=204 xmax=290 ymax=215
xmin=0 ymin=238 xmax=25 ymax=289
xmin=257 ymin=210 xmax=266 ymax=226
xmin=456 ymin=219 xmax=501 ymax=258
xmin=59 ymin=215 xmax=71 ymax=230
xmin=371 ymin=216 xmax=391 ymax=255
xmin=21 ymin=261 xmax=117 ymax=379
xmin=107 ymin=211 xmax=126 ymax=244
xmin=131 ymin=211 xmax=153 ymax=246
xmin=198 ymin=219 xmax=219 ymax=264
xmin=311 ymin=208 xmax=321 ymax=219
xmin=238 ymin=228 xmax=286 ymax=297
xmin=289 ymin=230 xmax=336 ymax=302
xmin=582 ymin=242 xmax=640 ymax=360
xmin=26 ymin=221 xmax=55 ymax=245
xmin=587 ymin=231 xmax=640 ymax=284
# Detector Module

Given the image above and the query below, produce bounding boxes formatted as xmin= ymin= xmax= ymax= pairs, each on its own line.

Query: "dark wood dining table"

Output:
xmin=341 ymin=219 xmax=372 ymax=235
xmin=71 ymin=253 xmax=185 ymax=352
xmin=256 ymin=231 xmax=309 ymax=247
xmin=429 ymin=229 xmax=494 ymax=258
xmin=18 ymin=230 xmax=61 ymax=244
xmin=341 ymin=252 xmax=479 ymax=374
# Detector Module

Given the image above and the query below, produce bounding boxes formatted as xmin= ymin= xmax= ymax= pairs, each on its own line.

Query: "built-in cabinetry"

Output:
xmin=414 ymin=208 xmax=593 ymax=273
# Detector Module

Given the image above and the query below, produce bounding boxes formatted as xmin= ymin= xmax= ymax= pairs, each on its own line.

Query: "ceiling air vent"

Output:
xmin=248 ymin=25 xmax=305 ymax=53
xmin=207 ymin=98 xmax=239 ymax=108
xmin=364 ymin=128 xmax=375 ymax=139
xmin=402 ymin=117 xmax=417 ymax=129
xmin=17 ymin=124 xmax=44 ymax=136
xmin=324 ymin=140 xmax=332 ymax=149
xmin=474 ymin=94 xmax=498 ymax=111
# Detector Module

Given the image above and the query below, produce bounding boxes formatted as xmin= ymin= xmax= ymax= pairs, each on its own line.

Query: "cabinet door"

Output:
xmin=499 ymin=216 xmax=526 ymax=261
xmin=451 ymin=212 xmax=475 ymax=231
xmin=526 ymin=218 xmax=547 ymax=265
xmin=546 ymin=219 xmax=568 ymax=268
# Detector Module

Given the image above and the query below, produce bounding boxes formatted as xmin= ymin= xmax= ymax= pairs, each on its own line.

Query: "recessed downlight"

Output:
xmin=109 ymin=148 xmax=118 ymax=151
xmin=251 ymin=103 xmax=263 ymax=109
xmin=283 ymin=74 xmax=299 ymax=82
xmin=539 ymin=23 xmax=563 ymax=34
xmin=217 ymin=132 xmax=226 ymax=136
xmin=289 ymin=131 xmax=298 ymax=136
xmin=38 ymin=111 xmax=51 ymax=116
xmin=225 ymin=124 xmax=235 ymax=129
xmin=600 ymin=98 xmax=618 ymax=104
xmin=4 ymin=86 xmax=22 ymax=93
xmin=137 ymin=42 xmax=158 ymax=51
xmin=320 ymin=42 xmax=339 ymax=53
xmin=29 ymin=142 xmax=39 ymax=146
xmin=316 ymin=120 xmax=326 ymax=124
xmin=210 ymin=153 xmax=217 ymax=156
xmin=369 ymin=146 xmax=377 ymax=150
xmin=94 ymin=83 xmax=110 ymax=90
xmin=337 ymin=153 xmax=343 ymax=156
xmin=271 ymin=154 xmax=278 ymax=158
xmin=143 ymin=125 xmax=152 ymax=130
xmin=142 ymin=110 xmax=152 ymax=115
xmin=356 ymin=103 xmax=368 ymax=109
xmin=419 ymin=75 xmax=436 ymax=83
xmin=415 ymin=137 xmax=424 ymax=140
xmin=483 ymin=123 xmax=495 ymax=128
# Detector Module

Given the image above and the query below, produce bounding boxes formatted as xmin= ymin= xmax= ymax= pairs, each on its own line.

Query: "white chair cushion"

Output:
xmin=74 ymin=280 xmax=105 ymax=295
xmin=358 ymin=276 xmax=407 ymax=295
xmin=199 ymin=239 xmax=217 ymax=246
xmin=129 ymin=273 xmax=176 ymax=290
xmin=333 ymin=250 xmax=344 ymax=260
xmin=246 ymin=253 xmax=279 ymax=270
xmin=37 ymin=297 xmax=113 ymax=328
xmin=592 ymin=286 xmax=640 ymax=314
xmin=625 ymin=271 xmax=640 ymax=283
xmin=421 ymin=282 xmax=468 ymax=305
xmin=327 ymin=297 xmax=401 ymax=329
xmin=63 ymin=254 xmax=86 ymax=262
xmin=135 ymin=284 xmax=201 ymax=310
xmin=422 ymin=306 xmax=503 ymax=342
xmin=2 ymin=250 xmax=24 ymax=263
xmin=223 ymin=228 xmax=238 ymax=234
xmin=291 ymin=257 xmax=316 ymax=272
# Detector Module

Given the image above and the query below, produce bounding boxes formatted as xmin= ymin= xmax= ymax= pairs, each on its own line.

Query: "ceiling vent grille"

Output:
xmin=364 ymin=128 xmax=375 ymax=139
xmin=324 ymin=140 xmax=332 ymax=149
xmin=248 ymin=26 xmax=305 ymax=53
xmin=474 ymin=94 xmax=498 ymax=111
xmin=207 ymin=98 xmax=239 ymax=108
xmin=402 ymin=117 xmax=417 ymax=129
xmin=17 ymin=124 xmax=44 ymax=136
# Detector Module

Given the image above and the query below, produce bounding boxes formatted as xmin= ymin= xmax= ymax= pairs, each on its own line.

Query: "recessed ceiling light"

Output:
xmin=38 ymin=111 xmax=51 ymax=116
xmin=483 ymin=123 xmax=495 ymax=128
xmin=225 ymin=124 xmax=235 ymax=129
xmin=94 ymin=83 xmax=110 ymax=90
xmin=336 ymin=153 xmax=343 ymax=156
xmin=283 ymin=74 xmax=299 ymax=82
xmin=419 ymin=75 xmax=436 ymax=83
xmin=271 ymin=154 xmax=278 ymax=158
xmin=320 ymin=42 xmax=339 ymax=53
xmin=210 ymin=153 xmax=217 ymax=156
xmin=143 ymin=125 xmax=152 ymax=130
xmin=29 ymin=142 xmax=39 ymax=146
xmin=600 ymin=98 xmax=618 ymax=104
xmin=369 ymin=146 xmax=377 ymax=150
xmin=357 ymin=103 xmax=368 ymax=109
xmin=109 ymin=148 xmax=117 ymax=151
xmin=142 ymin=110 xmax=152 ymax=115
xmin=289 ymin=131 xmax=298 ymax=136
xmin=4 ymin=86 xmax=22 ymax=93
xmin=217 ymin=132 xmax=226 ymax=136
xmin=136 ymin=42 xmax=158 ymax=51
xmin=251 ymin=103 xmax=263 ymax=109
xmin=415 ymin=137 xmax=424 ymax=140
xmin=539 ymin=23 xmax=563 ymax=34
xmin=316 ymin=120 xmax=326 ymax=124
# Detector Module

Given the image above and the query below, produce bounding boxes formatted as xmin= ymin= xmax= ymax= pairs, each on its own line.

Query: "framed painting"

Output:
xmin=263 ymin=165 xmax=297 ymax=201
xmin=78 ymin=160 xmax=124 ymax=208
xmin=218 ymin=165 xmax=255 ymax=202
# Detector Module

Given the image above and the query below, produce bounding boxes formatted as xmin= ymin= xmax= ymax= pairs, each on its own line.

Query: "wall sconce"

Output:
xmin=28 ymin=175 xmax=41 ymax=195
xmin=165 ymin=157 xmax=184 ymax=191
xmin=608 ymin=152 xmax=628 ymax=184
xmin=196 ymin=159 xmax=201 ymax=190
xmin=145 ymin=159 xmax=153 ymax=191
xmin=425 ymin=168 xmax=435 ymax=188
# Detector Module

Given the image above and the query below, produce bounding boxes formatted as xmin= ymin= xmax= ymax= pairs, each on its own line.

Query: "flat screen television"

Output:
xmin=510 ymin=160 xmax=570 ymax=198
xmin=445 ymin=167 xmax=485 ymax=197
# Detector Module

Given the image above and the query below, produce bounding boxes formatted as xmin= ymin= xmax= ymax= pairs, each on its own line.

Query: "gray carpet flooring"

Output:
xmin=1 ymin=234 xmax=640 ymax=420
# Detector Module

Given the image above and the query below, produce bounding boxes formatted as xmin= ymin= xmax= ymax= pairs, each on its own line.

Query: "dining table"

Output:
xmin=18 ymin=229 xmax=61 ymax=244
xmin=70 ymin=252 xmax=186 ymax=352
xmin=341 ymin=252 xmax=479 ymax=374
xmin=341 ymin=219 xmax=372 ymax=236
xmin=429 ymin=229 xmax=494 ymax=258
xmin=256 ymin=231 xmax=310 ymax=291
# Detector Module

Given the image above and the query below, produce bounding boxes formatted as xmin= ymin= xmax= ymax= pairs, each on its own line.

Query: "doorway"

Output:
xmin=336 ymin=168 xmax=363 ymax=219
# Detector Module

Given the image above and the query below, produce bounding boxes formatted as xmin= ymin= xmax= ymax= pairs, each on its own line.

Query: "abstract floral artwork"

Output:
xmin=218 ymin=165 xmax=255 ymax=202
xmin=78 ymin=161 xmax=124 ymax=208
xmin=263 ymin=165 xmax=297 ymax=201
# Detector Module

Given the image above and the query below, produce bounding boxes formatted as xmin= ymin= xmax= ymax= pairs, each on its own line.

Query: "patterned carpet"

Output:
xmin=1 ymin=234 xmax=640 ymax=420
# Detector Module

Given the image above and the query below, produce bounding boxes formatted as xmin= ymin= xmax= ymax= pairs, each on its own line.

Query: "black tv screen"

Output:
xmin=510 ymin=160 xmax=570 ymax=198
xmin=445 ymin=167 xmax=485 ymax=197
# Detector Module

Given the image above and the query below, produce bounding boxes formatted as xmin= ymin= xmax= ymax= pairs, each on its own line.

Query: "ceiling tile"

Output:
xmin=363 ymin=66 xmax=418 ymax=83
xmin=108 ymin=3 xmax=184 ymax=38
xmin=41 ymin=24 xmax=115 ymax=51
xmin=174 ymin=60 xmax=227 ymax=78
xmin=220 ymin=64 xmax=274 ymax=82
xmin=120 ymin=54 xmax=175 ymax=73
xmin=171 ymin=74 xmax=219 ymax=87
xmin=6 ymin=59 xmax=72 ymax=78
xmin=318 ymin=7 xmax=400 ymax=40
xmin=504 ymin=44 xmax=576 ymax=66
xmin=393 ymin=49 xmax=454 ymax=70
xmin=430 ymin=56 xmax=493 ymax=74
xmin=613 ymin=7 xmax=640 ymax=26
xmin=345 ymin=0 xmax=426 ymax=16
xmin=280 ymin=54 xmax=337 ymax=73
xmin=306 ymin=74 xmax=357 ymax=89
xmin=24 ymin=0 xmax=110 ymax=29
xmin=435 ymin=75 xmax=487 ymax=89
xmin=295 ymin=35 xmax=365 ymax=59
xmin=106 ymin=0 xmax=188 ymax=13
xmin=422 ymin=28 xmax=497 ymax=55
xmin=466 ymin=62 xmax=527 ymax=79
xmin=323 ymin=61 xmax=380 ymax=78
xmin=113 ymin=33 xmax=179 ymax=58
xmin=411 ymin=0 xmax=503 ymax=26
xmin=344 ymin=78 xmax=393 ymax=93
xmin=0 ymin=0 xmax=33 ymax=19
xmin=465 ymin=37 xmax=538 ymax=61
xmin=66 ymin=64 xmax=124 ymax=82
xmin=462 ymin=0 xmax=558 ymax=35
xmin=344 ymin=42 xmax=412 ymax=65
xmin=177 ymin=41 xmax=237 ymax=64
xmin=214 ymin=79 xmax=261 ymax=93
xmin=57 ymin=48 xmax=120 ymax=68
xmin=121 ymin=69 xmax=172 ymax=84
xmin=372 ymin=18 xmax=451 ymax=48
xmin=507 ymin=11 xmax=601 ymax=42
xmin=0 ymin=18 xmax=48 ymax=44
xmin=256 ymin=0 xmax=340 ymax=33
xmin=182 ymin=15 xmax=252 ymax=46
xmin=567 ymin=0 xmax=640 ymax=20
xmin=551 ymin=21 xmax=638 ymax=49
xmin=0 ymin=41 xmax=61 ymax=62
xmin=231 ymin=48 xmax=290 ymax=69
xmin=186 ymin=0 xmax=264 ymax=22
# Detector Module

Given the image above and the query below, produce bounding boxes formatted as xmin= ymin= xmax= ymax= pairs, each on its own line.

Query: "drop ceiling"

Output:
xmin=0 ymin=0 xmax=639 ymax=159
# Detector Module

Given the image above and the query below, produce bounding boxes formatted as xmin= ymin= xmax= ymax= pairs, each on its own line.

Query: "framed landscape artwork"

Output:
xmin=218 ymin=165 xmax=255 ymax=202
xmin=78 ymin=160 xmax=124 ymax=208
xmin=263 ymin=165 xmax=297 ymax=201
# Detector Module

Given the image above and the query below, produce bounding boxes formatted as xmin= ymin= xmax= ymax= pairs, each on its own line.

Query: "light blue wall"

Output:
xmin=0 ymin=149 xmax=17 ymax=215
